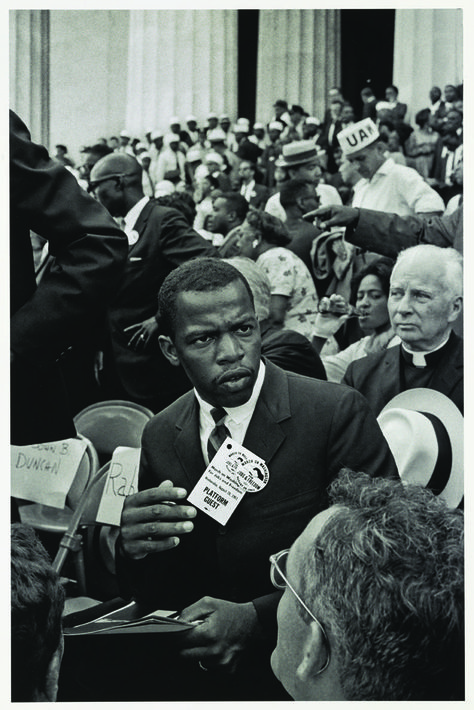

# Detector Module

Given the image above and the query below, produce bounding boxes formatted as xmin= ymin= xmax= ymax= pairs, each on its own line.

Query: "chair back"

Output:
xmin=73 ymin=400 xmax=153 ymax=463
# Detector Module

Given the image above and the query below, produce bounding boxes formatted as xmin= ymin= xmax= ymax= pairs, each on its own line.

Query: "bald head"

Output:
xmin=89 ymin=153 xmax=144 ymax=216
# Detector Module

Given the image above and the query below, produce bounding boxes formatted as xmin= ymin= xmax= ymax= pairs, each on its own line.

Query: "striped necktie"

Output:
xmin=207 ymin=407 xmax=230 ymax=462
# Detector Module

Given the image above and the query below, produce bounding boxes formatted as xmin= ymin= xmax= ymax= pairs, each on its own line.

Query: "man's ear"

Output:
xmin=158 ymin=335 xmax=181 ymax=367
xmin=43 ymin=636 xmax=64 ymax=702
xmin=296 ymin=620 xmax=328 ymax=683
xmin=448 ymin=295 xmax=463 ymax=322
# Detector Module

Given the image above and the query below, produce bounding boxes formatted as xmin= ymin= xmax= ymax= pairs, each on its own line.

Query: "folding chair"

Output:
xmin=73 ymin=400 xmax=153 ymax=465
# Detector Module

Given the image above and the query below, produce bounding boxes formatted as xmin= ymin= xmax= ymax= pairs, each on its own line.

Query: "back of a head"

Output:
xmin=90 ymin=152 xmax=142 ymax=187
xmin=302 ymin=470 xmax=464 ymax=700
xmin=224 ymin=255 xmax=271 ymax=321
xmin=155 ymin=191 xmax=197 ymax=226
xmin=220 ymin=192 xmax=250 ymax=224
xmin=246 ymin=208 xmax=291 ymax=247
xmin=157 ymin=257 xmax=255 ymax=338
xmin=11 ymin=523 xmax=65 ymax=701
xmin=279 ymin=178 xmax=312 ymax=211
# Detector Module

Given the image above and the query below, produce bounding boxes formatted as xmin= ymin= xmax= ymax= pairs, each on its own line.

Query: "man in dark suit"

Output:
xmin=116 ymin=258 xmax=397 ymax=701
xmin=385 ymin=85 xmax=407 ymax=124
xmin=10 ymin=110 xmax=128 ymax=445
xmin=238 ymin=160 xmax=269 ymax=208
xmin=88 ymin=153 xmax=216 ymax=413
xmin=343 ymin=244 xmax=463 ymax=415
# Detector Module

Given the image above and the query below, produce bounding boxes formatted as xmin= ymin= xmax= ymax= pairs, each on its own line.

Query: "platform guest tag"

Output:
xmin=188 ymin=437 xmax=269 ymax=525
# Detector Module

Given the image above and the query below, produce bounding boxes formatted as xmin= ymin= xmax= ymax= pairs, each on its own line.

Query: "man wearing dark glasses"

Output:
xmin=87 ymin=153 xmax=216 ymax=412
xmin=270 ymin=469 xmax=464 ymax=700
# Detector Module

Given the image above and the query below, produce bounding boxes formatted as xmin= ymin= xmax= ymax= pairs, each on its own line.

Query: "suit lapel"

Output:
xmin=429 ymin=334 xmax=463 ymax=397
xmin=243 ymin=361 xmax=290 ymax=463
xmin=173 ymin=396 xmax=206 ymax=487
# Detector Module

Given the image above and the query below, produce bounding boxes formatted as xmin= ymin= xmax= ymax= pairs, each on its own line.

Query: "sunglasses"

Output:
xmin=270 ymin=548 xmax=330 ymax=674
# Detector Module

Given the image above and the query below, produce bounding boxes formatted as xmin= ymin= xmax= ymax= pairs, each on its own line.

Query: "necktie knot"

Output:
xmin=211 ymin=407 xmax=227 ymax=426
xmin=207 ymin=408 xmax=230 ymax=462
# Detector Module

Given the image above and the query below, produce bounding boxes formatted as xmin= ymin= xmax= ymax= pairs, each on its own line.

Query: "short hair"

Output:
xmin=361 ymin=87 xmax=374 ymax=98
xmin=82 ymin=143 xmax=113 ymax=159
xmin=415 ymin=108 xmax=431 ymax=127
xmin=386 ymin=84 xmax=399 ymax=96
xmin=55 ymin=144 xmax=67 ymax=153
xmin=394 ymin=245 xmax=463 ymax=299
xmin=156 ymin=257 xmax=255 ymax=337
xmin=245 ymin=208 xmax=291 ymax=247
xmin=240 ymin=159 xmax=256 ymax=174
xmin=11 ymin=524 xmax=65 ymax=701
xmin=279 ymin=178 xmax=314 ymax=210
xmin=301 ymin=470 xmax=464 ymax=700
xmin=155 ymin=191 xmax=197 ymax=226
xmin=350 ymin=256 xmax=394 ymax=303
xmin=214 ymin=192 xmax=249 ymax=223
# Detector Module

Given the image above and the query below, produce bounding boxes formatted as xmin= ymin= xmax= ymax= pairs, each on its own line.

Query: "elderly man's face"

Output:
xmin=162 ymin=281 xmax=261 ymax=408
xmin=388 ymin=254 xmax=461 ymax=351
xmin=271 ymin=508 xmax=337 ymax=700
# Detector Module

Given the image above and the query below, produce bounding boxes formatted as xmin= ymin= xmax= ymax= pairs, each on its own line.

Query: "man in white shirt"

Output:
xmin=337 ymin=118 xmax=445 ymax=217
xmin=264 ymin=140 xmax=342 ymax=223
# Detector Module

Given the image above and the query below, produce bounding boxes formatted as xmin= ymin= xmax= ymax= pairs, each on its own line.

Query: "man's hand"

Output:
xmin=120 ymin=480 xmax=197 ymax=560
xmin=177 ymin=597 xmax=259 ymax=672
xmin=303 ymin=204 xmax=359 ymax=231
xmin=124 ymin=317 xmax=159 ymax=351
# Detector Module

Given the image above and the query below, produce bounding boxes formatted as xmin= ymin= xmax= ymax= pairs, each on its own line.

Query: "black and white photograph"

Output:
xmin=9 ymin=4 xmax=465 ymax=703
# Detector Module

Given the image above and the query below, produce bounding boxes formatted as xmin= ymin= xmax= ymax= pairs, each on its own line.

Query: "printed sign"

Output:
xmin=188 ymin=437 xmax=268 ymax=525
xmin=96 ymin=447 xmax=141 ymax=526
xmin=11 ymin=438 xmax=88 ymax=508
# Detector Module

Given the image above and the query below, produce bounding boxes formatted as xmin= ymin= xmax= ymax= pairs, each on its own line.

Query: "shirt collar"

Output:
xmin=124 ymin=196 xmax=150 ymax=235
xmin=195 ymin=360 xmax=266 ymax=425
xmin=401 ymin=331 xmax=451 ymax=366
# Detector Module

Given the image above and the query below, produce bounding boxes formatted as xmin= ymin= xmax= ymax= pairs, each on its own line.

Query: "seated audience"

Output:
xmin=236 ymin=209 xmax=319 ymax=339
xmin=11 ymin=523 xmax=65 ymax=702
xmin=270 ymin=469 xmax=464 ymax=700
xmin=342 ymin=245 xmax=463 ymax=415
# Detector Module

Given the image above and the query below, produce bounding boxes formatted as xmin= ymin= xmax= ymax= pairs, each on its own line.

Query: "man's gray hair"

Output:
xmin=393 ymin=245 xmax=463 ymax=299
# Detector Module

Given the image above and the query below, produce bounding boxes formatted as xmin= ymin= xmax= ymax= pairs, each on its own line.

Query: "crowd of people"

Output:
xmin=11 ymin=76 xmax=464 ymax=703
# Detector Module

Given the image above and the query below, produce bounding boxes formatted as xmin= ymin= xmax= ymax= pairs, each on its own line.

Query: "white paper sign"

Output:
xmin=11 ymin=438 xmax=88 ymax=508
xmin=96 ymin=447 xmax=141 ymax=526
xmin=188 ymin=438 xmax=269 ymax=525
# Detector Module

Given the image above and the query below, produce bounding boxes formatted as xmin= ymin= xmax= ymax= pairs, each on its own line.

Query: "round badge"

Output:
xmin=235 ymin=459 xmax=270 ymax=493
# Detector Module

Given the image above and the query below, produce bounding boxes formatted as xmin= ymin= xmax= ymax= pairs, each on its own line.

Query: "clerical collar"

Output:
xmin=401 ymin=332 xmax=451 ymax=367
xmin=194 ymin=360 xmax=266 ymax=425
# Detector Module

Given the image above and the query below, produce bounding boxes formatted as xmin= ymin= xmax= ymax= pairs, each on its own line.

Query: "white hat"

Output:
xmin=305 ymin=116 xmax=321 ymax=126
xmin=207 ymin=111 xmax=218 ymax=119
xmin=151 ymin=130 xmax=163 ymax=140
xmin=185 ymin=146 xmax=202 ymax=163
xmin=275 ymin=139 xmax=319 ymax=167
xmin=205 ymin=151 xmax=224 ymax=167
xmin=207 ymin=128 xmax=227 ymax=143
xmin=236 ymin=117 xmax=250 ymax=127
xmin=186 ymin=114 xmax=197 ymax=123
xmin=337 ymin=118 xmax=379 ymax=156
xmin=169 ymin=116 xmax=181 ymax=125
xmin=233 ymin=123 xmax=249 ymax=133
xmin=377 ymin=388 xmax=463 ymax=509
xmin=219 ymin=114 xmax=230 ymax=121
xmin=120 ymin=129 xmax=131 ymax=138
xmin=268 ymin=121 xmax=284 ymax=132
xmin=164 ymin=132 xmax=180 ymax=146
xmin=154 ymin=180 xmax=175 ymax=197
xmin=253 ymin=122 xmax=265 ymax=130
xmin=376 ymin=101 xmax=392 ymax=112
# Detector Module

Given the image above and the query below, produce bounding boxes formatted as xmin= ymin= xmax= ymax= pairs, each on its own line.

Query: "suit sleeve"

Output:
xmin=345 ymin=207 xmax=459 ymax=258
xmin=10 ymin=110 xmax=128 ymax=366
xmin=159 ymin=207 xmax=217 ymax=266
xmin=326 ymin=384 xmax=399 ymax=481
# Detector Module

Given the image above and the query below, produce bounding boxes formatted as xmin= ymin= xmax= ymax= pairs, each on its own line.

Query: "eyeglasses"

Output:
xmin=87 ymin=172 xmax=136 ymax=194
xmin=270 ymin=548 xmax=330 ymax=674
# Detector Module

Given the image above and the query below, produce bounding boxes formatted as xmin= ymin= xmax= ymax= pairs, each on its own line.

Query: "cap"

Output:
xmin=337 ymin=118 xmax=380 ymax=156
xmin=268 ymin=121 xmax=284 ymax=132
xmin=275 ymin=139 xmax=318 ymax=168
xmin=207 ymin=128 xmax=227 ymax=143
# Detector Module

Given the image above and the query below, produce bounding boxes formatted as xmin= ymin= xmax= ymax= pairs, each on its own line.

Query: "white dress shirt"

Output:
xmin=122 ymin=196 xmax=150 ymax=246
xmin=352 ymin=158 xmax=445 ymax=216
xmin=195 ymin=361 xmax=266 ymax=465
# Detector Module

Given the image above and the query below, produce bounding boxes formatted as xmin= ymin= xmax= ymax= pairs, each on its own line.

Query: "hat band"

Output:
xmin=282 ymin=149 xmax=317 ymax=164
xmin=421 ymin=412 xmax=452 ymax=495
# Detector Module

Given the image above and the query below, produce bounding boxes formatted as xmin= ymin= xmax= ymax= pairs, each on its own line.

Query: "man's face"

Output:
xmin=119 ymin=136 xmax=129 ymax=147
xmin=444 ymin=85 xmax=457 ymax=102
xmin=271 ymin=508 xmax=337 ymax=700
xmin=443 ymin=110 xmax=462 ymax=135
xmin=210 ymin=197 xmax=231 ymax=235
xmin=290 ymin=111 xmax=303 ymax=126
xmin=297 ymin=185 xmax=320 ymax=214
xmin=341 ymin=106 xmax=355 ymax=123
xmin=339 ymin=158 xmax=359 ymax=184
xmin=239 ymin=161 xmax=254 ymax=183
xmin=388 ymin=254 xmax=461 ymax=351
xmin=89 ymin=167 xmax=124 ymax=216
xmin=153 ymin=137 xmax=164 ymax=151
xmin=254 ymin=128 xmax=265 ymax=140
xmin=187 ymin=121 xmax=197 ymax=132
xmin=274 ymin=105 xmax=284 ymax=119
xmin=291 ymin=160 xmax=322 ymax=185
xmin=348 ymin=143 xmax=385 ymax=179
xmin=220 ymin=119 xmax=231 ymax=132
xmin=163 ymin=281 xmax=261 ymax=408
xmin=430 ymin=87 xmax=441 ymax=103
xmin=269 ymin=129 xmax=282 ymax=143
xmin=208 ymin=118 xmax=218 ymax=129
xmin=385 ymin=87 xmax=397 ymax=103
